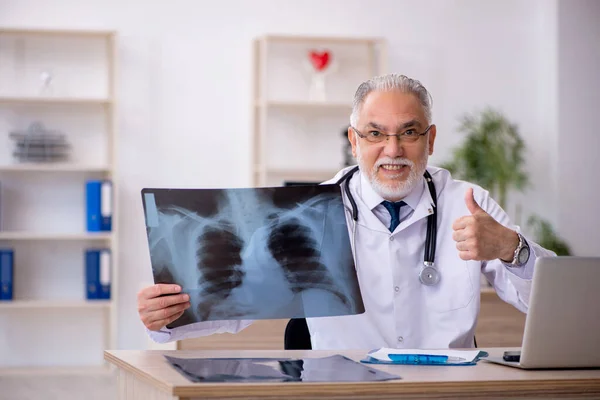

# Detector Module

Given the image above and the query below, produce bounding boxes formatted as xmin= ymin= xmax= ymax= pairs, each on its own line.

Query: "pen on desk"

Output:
xmin=388 ymin=354 xmax=467 ymax=364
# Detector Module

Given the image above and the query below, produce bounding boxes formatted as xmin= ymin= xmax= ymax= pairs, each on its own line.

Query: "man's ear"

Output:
xmin=428 ymin=124 xmax=437 ymax=155
xmin=348 ymin=126 xmax=358 ymax=157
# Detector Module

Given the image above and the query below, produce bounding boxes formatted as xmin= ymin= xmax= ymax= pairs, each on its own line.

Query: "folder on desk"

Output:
xmin=0 ymin=249 xmax=14 ymax=301
xmin=361 ymin=348 xmax=488 ymax=366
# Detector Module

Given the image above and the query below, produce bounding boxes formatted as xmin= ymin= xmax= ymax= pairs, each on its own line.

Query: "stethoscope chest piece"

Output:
xmin=419 ymin=263 xmax=440 ymax=286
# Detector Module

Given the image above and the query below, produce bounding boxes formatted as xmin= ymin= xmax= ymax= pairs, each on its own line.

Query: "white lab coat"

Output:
xmin=147 ymin=165 xmax=555 ymax=349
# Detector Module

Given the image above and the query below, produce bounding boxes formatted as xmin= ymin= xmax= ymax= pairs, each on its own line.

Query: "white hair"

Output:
xmin=350 ymin=73 xmax=433 ymax=127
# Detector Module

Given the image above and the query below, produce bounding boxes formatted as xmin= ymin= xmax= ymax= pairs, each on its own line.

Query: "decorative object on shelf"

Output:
xmin=341 ymin=124 xmax=353 ymax=167
xmin=39 ymin=69 xmax=55 ymax=96
xmin=306 ymin=49 xmax=336 ymax=102
xmin=252 ymin=35 xmax=387 ymax=187
xmin=9 ymin=121 xmax=71 ymax=163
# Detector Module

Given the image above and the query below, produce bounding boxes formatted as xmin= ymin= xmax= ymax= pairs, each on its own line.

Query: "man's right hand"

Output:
xmin=137 ymin=284 xmax=191 ymax=331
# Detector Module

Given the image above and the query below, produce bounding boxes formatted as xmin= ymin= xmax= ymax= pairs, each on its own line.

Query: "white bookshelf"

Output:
xmin=0 ymin=28 xmax=118 ymax=371
xmin=252 ymin=34 xmax=388 ymax=187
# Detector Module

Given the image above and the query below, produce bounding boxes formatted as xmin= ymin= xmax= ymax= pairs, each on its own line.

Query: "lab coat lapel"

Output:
xmin=349 ymin=173 xmax=390 ymax=234
xmin=395 ymin=179 xmax=436 ymax=233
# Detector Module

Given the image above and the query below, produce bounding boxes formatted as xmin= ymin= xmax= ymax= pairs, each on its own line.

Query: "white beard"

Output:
xmin=356 ymin=142 xmax=429 ymax=201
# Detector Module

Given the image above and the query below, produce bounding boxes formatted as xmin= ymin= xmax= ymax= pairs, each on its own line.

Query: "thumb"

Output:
xmin=465 ymin=187 xmax=485 ymax=215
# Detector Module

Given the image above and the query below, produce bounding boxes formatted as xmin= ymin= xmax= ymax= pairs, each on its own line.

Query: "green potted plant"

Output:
xmin=442 ymin=107 xmax=570 ymax=256
xmin=526 ymin=216 xmax=572 ymax=256
xmin=441 ymin=108 xmax=527 ymax=210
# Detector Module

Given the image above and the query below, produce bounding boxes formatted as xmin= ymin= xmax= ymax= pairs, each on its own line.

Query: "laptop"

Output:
xmin=484 ymin=256 xmax=600 ymax=369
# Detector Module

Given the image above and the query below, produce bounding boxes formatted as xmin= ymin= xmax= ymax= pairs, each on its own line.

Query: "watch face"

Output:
xmin=518 ymin=246 xmax=530 ymax=265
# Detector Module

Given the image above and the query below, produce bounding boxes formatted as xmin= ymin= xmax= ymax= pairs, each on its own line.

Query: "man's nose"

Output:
xmin=382 ymin=135 xmax=404 ymax=157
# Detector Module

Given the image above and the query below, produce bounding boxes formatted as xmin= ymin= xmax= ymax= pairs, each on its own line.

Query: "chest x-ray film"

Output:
xmin=141 ymin=184 xmax=364 ymax=328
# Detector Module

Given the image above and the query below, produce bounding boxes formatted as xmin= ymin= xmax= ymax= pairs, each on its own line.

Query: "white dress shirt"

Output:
xmin=147 ymin=165 xmax=555 ymax=349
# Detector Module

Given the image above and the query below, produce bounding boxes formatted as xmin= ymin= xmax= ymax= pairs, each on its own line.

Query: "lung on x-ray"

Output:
xmin=141 ymin=184 xmax=364 ymax=328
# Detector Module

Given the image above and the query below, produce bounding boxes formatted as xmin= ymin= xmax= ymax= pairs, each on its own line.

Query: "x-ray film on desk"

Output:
xmin=141 ymin=184 xmax=364 ymax=328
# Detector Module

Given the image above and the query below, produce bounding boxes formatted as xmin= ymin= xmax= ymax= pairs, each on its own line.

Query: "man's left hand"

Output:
xmin=452 ymin=188 xmax=519 ymax=261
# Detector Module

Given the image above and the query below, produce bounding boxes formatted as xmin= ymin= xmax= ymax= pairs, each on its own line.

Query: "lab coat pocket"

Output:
xmin=421 ymin=261 xmax=475 ymax=313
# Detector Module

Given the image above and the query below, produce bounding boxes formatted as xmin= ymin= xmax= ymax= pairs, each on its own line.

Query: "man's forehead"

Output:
xmin=357 ymin=91 xmax=426 ymax=127
xmin=362 ymin=90 xmax=422 ymax=111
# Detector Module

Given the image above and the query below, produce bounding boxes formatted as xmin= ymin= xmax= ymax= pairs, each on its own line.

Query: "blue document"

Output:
xmin=85 ymin=249 xmax=111 ymax=300
xmin=0 ymin=249 xmax=14 ymax=301
xmin=86 ymin=180 xmax=112 ymax=231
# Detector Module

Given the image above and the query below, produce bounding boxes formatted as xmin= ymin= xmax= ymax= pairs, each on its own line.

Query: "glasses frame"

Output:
xmin=351 ymin=124 xmax=433 ymax=144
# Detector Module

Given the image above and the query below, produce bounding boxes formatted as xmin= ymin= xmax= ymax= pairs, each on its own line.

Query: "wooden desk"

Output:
xmin=105 ymin=348 xmax=600 ymax=399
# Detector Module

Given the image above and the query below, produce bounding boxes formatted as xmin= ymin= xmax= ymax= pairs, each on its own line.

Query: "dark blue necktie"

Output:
xmin=381 ymin=201 xmax=406 ymax=232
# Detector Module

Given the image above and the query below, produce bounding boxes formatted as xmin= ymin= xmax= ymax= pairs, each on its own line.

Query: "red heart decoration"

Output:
xmin=309 ymin=50 xmax=331 ymax=72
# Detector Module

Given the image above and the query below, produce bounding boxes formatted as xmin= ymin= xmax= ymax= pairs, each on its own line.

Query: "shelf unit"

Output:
xmin=252 ymin=35 xmax=388 ymax=187
xmin=0 ymin=27 xmax=118 ymax=370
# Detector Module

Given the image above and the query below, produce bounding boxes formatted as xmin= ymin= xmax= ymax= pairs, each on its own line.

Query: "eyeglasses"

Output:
xmin=351 ymin=124 xmax=433 ymax=144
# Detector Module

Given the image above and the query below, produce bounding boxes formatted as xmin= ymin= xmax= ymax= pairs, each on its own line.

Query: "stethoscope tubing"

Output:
xmin=336 ymin=166 xmax=440 ymax=285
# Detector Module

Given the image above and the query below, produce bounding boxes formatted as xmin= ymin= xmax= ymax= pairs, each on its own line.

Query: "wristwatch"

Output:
xmin=507 ymin=232 xmax=530 ymax=267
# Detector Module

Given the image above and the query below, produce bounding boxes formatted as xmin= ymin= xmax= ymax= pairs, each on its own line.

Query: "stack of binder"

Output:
xmin=0 ymin=249 xmax=14 ymax=301
xmin=85 ymin=249 xmax=111 ymax=300
xmin=86 ymin=180 xmax=112 ymax=232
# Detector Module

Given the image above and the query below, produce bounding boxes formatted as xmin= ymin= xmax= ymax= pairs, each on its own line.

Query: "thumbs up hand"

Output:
xmin=452 ymin=188 xmax=519 ymax=261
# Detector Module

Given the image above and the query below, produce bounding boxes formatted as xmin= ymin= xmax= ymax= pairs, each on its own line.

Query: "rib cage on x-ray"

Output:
xmin=145 ymin=186 xmax=362 ymax=325
xmin=267 ymin=217 xmax=350 ymax=307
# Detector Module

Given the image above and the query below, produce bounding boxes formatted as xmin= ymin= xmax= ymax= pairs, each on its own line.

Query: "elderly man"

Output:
xmin=137 ymin=73 xmax=555 ymax=349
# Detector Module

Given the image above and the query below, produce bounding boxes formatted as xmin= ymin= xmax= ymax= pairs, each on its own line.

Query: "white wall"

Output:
xmin=557 ymin=0 xmax=600 ymax=256
xmin=0 ymin=0 xmax=580 ymax=353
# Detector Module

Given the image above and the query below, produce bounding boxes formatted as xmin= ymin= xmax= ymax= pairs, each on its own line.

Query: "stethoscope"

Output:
xmin=336 ymin=165 xmax=440 ymax=286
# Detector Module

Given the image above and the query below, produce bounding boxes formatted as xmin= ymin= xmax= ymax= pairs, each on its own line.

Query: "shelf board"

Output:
xmin=0 ymin=300 xmax=111 ymax=309
xmin=0 ymin=232 xmax=112 ymax=241
xmin=0 ymin=365 xmax=113 ymax=376
xmin=261 ymin=34 xmax=383 ymax=45
xmin=0 ymin=163 xmax=111 ymax=173
xmin=269 ymin=168 xmax=340 ymax=176
xmin=0 ymin=28 xmax=115 ymax=38
xmin=0 ymin=96 xmax=112 ymax=106
xmin=256 ymin=100 xmax=352 ymax=110
xmin=256 ymin=168 xmax=340 ymax=183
